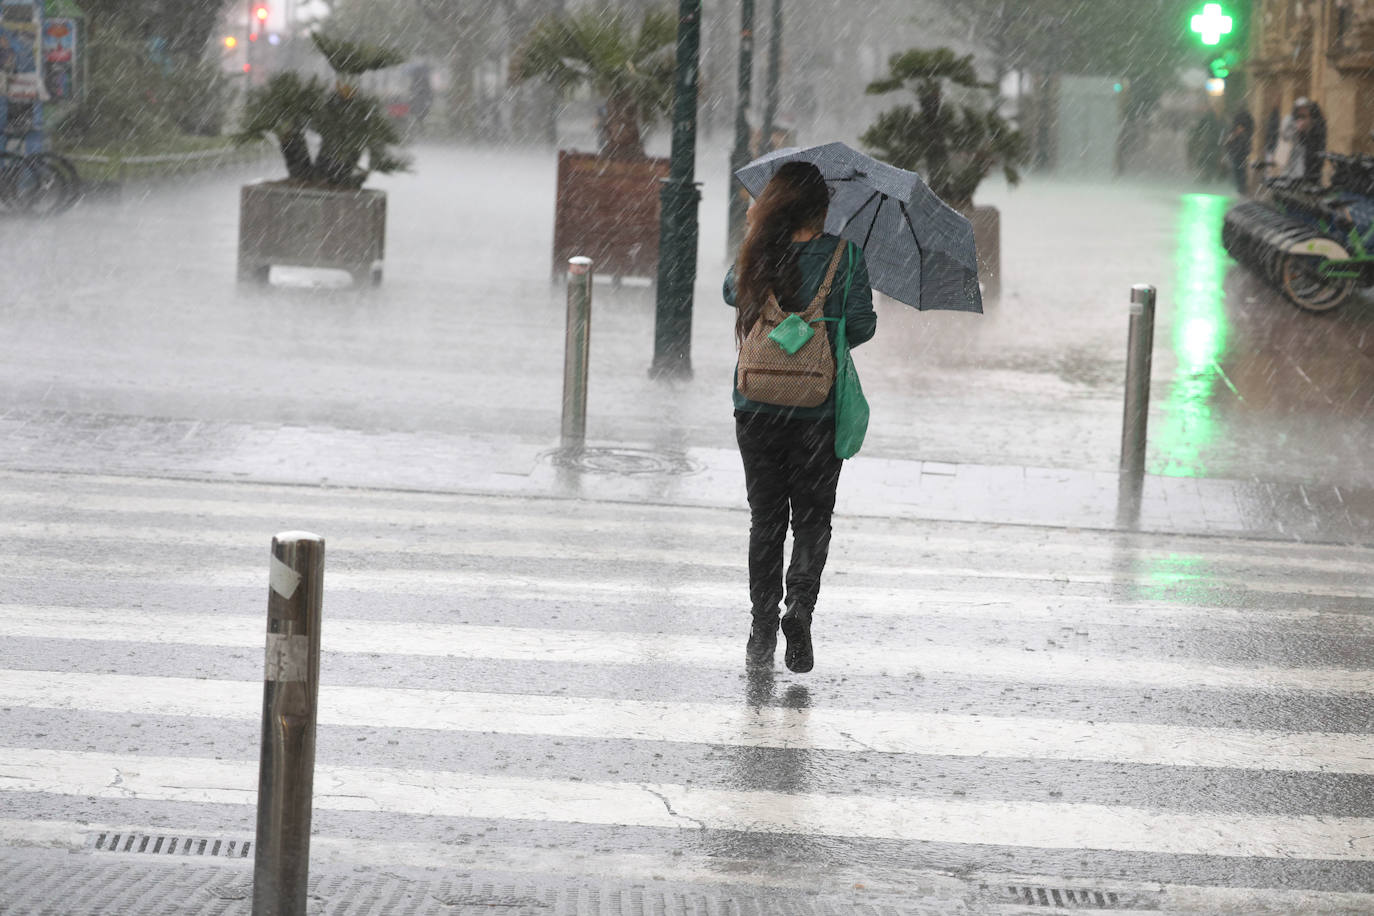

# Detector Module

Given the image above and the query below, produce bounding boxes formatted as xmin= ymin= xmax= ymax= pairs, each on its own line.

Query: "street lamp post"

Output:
xmin=726 ymin=0 xmax=755 ymax=259
xmin=651 ymin=0 xmax=703 ymax=380
xmin=760 ymin=0 xmax=782 ymax=153
xmin=246 ymin=0 xmax=254 ymax=79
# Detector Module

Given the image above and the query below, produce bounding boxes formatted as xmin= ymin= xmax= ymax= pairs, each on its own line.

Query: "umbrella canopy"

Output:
xmin=734 ymin=142 xmax=982 ymax=313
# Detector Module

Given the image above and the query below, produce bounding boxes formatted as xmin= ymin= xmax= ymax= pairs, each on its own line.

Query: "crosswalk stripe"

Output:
xmin=4 ymin=669 xmax=1371 ymax=774
xmin=5 ymin=469 xmax=1368 ymax=563
xmin=0 ymin=521 xmax=1362 ymax=596
xmin=4 ymin=606 xmax=1373 ymax=695
xmin=1 ymin=480 xmax=1366 ymax=574
xmin=9 ymin=572 xmax=1370 ymax=637
xmin=3 ymin=550 xmax=1370 ymax=630
xmin=4 ymin=746 xmax=1373 ymax=861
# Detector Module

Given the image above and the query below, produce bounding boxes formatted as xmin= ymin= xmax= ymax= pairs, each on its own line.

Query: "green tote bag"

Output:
xmin=833 ymin=243 xmax=870 ymax=459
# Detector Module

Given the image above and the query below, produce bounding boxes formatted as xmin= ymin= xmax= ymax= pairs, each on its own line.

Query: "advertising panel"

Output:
xmin=0 ymin=2 xmax=46 ymax=102
xmin=41 ymin=17 xmax=74 ymax=100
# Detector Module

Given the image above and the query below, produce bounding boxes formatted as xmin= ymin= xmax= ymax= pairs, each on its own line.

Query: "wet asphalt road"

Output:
xmin=1 ymin=143 xmax=1373 ymax=912
xmin=2 ymin=471 xmax=1374 ymax=914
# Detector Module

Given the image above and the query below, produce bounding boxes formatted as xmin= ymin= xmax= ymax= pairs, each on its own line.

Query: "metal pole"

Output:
xmin=284 ymin=0 xmax=297 ymax=70
xmin=1117 ymin=284 xmax=1156 ymax=523
xmin=246 ymin=0 xmax=254 ymax=81
xmin=759 ymin=0 xmax=782 ymax=153
xmin=253 ymin=532 xmax=325 ymax=916
xmin=650 ymin=0 xmax=702 ymax=380
xmin=562 ymin=256 xmax=593 ymax=449
xmin=727 ymin=0 xmax=755 ymax=258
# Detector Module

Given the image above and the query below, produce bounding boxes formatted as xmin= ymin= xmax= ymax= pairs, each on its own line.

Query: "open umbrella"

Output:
xmin=734 ymin=141 xmax=982 ymax=313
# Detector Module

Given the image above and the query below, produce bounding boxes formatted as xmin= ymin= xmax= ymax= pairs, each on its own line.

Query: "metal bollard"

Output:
xmin=561 ymin=256 xmax=593 ymax=449
xmin=1118 ymin=284 xmax=1156 ymax=524
xmin=253 ymin=532 xmax=325 ymax=916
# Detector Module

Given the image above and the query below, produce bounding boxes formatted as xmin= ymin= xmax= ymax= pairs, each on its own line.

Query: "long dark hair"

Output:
xmin=734 ymin=161 xmax=830 ymax=344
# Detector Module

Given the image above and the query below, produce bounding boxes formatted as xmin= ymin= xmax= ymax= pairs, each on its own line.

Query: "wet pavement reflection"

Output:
xmin=1157 ymin=192 xmax=1374 ymax=486
xmin=862 ymin=178 xmax=1374 ymax=490
xmin=712 ymin=674 xmax=824 ymax=869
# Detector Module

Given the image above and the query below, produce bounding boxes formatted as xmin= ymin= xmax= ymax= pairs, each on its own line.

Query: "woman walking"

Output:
xmin=723 ymin=161 xmax=876 ymax=673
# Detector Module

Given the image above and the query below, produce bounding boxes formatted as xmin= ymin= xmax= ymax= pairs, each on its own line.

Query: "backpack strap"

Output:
xmin=760 ymin=291 xmax=786 ymax=325
xmin=803 ymin=240 xmax=848 ymax=318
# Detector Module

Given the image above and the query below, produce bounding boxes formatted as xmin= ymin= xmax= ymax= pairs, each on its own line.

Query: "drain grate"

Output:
xmin=992 ymin=884 xmax=1144 ymax=909
xmin=432 ymin=892 xmax=551 ymax=909
xmin=550 ymin=446 xmax=702 ymax=477
xmin=89 ymin=832 xmax=252 ymax=859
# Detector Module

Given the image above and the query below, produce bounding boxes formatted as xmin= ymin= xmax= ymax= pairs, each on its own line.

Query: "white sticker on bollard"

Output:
xmin=269 ymin=555 xmax=302 ymax=599
xmin=265 ymin=633 xmax=310 ymax=682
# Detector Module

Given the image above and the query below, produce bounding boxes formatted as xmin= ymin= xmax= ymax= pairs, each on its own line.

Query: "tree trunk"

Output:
xmin=601 ymin=90 xmax=644 ymax=159
xmin=279 ymin=128 xmax=315 ymax=183
xmin=918 ymin=82 xmax=951 ymax=203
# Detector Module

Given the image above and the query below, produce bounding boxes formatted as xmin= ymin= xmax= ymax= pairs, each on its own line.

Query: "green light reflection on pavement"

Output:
xmin=1155 ymin=192 xmax=1231 ymax=477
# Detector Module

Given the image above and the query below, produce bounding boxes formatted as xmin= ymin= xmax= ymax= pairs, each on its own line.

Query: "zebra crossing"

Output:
xmin=2 ymin=468 xmax=1374 ymax=913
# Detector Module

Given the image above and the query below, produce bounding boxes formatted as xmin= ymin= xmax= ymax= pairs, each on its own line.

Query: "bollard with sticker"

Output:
xmin=253 ymin=531 xmax=324 ymax=916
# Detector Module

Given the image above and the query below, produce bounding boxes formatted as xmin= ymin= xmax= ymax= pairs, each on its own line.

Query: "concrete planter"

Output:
xmin=237 ymin=181 xmax=387 ymax=286
xmin=966 ymin=204 xmax=1001 ymax=302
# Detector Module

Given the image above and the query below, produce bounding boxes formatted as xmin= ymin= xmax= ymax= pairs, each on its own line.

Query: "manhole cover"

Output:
xmin=549 ymin=447 xmax=701 ymax=476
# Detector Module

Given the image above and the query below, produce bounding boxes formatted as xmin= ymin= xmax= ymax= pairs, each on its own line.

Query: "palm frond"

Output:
xmin=512 ymin=4 xmax=675 ymax=114
xmin=235 ymin=71 xmax=329 ymax=142
xmin=311 ymin=32 xmax=406 ymax=76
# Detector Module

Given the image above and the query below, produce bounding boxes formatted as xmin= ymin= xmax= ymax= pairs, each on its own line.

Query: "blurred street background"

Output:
xmin=2 ymin=0 xmax=1374 ymax=914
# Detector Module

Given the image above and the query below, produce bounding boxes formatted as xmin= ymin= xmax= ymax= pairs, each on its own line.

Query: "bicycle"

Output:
xmin=0 ymin=134 xmax=80 ymax=217
xmin=1223 ymin=151 xmax=1374 ymax=312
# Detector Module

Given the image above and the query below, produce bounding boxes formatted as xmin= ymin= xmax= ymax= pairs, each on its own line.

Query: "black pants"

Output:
xmin=735 ymin=410 xmax=843 ymax=617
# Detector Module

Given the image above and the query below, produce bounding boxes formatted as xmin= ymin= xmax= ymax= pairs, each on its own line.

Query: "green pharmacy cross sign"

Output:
xmin=1191 ymin=3 xmax=1234 ymax=45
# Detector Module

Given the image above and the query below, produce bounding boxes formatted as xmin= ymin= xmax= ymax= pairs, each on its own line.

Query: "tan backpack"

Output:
xmin=737 ymin=241 xmax=847 ymax=408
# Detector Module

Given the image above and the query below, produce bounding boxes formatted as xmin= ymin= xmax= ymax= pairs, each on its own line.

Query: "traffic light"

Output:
xmin=1190 ymin=3 xmax=1233 ymax=46
xmin=253 ymin=3 xmax=269 ymax=23
xmin=224 ymin=35 xmax=238 ymax=49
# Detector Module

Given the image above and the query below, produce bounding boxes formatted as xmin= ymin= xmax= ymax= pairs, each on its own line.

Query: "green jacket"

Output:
xmin=723 ymin=234 xmax=877 ymax=419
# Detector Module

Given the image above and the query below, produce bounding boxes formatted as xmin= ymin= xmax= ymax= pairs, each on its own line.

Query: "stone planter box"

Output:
xmin=238 ymin=181 xmax=387 ymax=286
xmin=967 ymin=204 xmax=1001 ymax=302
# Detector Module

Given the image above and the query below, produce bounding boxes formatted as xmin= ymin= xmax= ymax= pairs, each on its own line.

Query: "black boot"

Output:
xmin=780 ymin=605 xmax=814 ymax=673
xmin=745 ymin=609 xmax=779 ymax=669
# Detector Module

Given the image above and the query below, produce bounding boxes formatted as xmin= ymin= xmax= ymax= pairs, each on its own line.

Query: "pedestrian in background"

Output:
xmin=1224 ymin=108 xmax=1255 ymax=195
xmin=1281 ymin=97 xmax=1327 ymax=182
xmin=1262 ymin=107 xmax=1281 ymax=162
xmin=1298 ymin=100 xmax=1328 ymax=183
xmin=723 ymin=161 xmax=876 ymax=674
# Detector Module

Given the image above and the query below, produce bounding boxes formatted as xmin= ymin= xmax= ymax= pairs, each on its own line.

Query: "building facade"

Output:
xmin=1248 ymin=0 xmax=1374 ymax=158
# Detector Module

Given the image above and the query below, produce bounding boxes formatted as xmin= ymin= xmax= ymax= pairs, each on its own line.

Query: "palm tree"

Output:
xmin=510 ymin=5 xmax=676 ymax=159
xmin=861 ymin=48 xmax=1027 ymax=212
xmin=236 ymin=33 xmax=408 ymax=189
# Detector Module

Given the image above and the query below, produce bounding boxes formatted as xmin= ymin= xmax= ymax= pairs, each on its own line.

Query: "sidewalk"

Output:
xmin=3 ymin=407 xmax=1371 ymax=546
xmin=0 ymin=845 xmax=969 ymax=916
